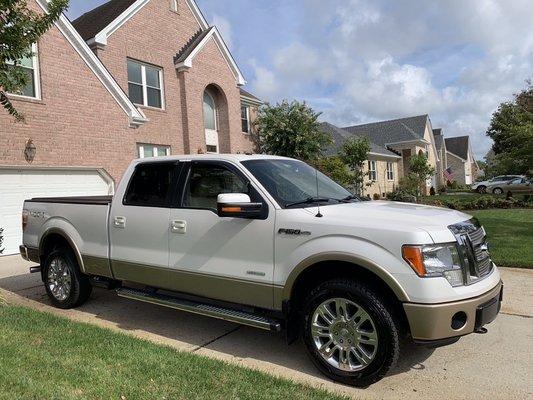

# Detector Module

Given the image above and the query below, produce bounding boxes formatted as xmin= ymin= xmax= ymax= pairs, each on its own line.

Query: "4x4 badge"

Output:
xmin=278 ymin=228 xmax=311 ymax=236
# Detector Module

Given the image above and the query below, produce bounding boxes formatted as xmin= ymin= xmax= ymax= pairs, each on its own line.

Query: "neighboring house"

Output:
xmin=320 ymin=122 xmax=402 ymax=198
xmin=0 ymin=0 xmax=260 ymax=255
xmin=343 ymin=115 xmax=441 ymax=193
xmin=433 ymin=128 xmax=448 ymax=188
xmin=445 ymin=136 xmax=479 ymax=185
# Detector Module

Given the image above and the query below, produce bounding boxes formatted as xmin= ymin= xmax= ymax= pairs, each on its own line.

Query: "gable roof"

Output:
xmin=72 ymin=0 xmax=209 ymax=45
xmin=72 ymin=0 xmax=136 ymax=42
xmin=433 ymin=128 xmax=445 ymax=152
xmin=35 ymin=0 xmax=146 ymax=127
xmin=445 ymin=136 xmax=470 ymax=160
xmin=343 ymin=115 xmax=430 ymax=147
xmin=240 ymin=88 xmax=263 ymax=106
xmin=174 ymin=26 xmax=246 ymax=85
xmin=320 ymin=122 xmax=401 ymax=159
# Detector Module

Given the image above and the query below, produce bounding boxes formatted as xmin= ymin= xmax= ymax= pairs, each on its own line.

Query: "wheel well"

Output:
xmin=39 ymin=233 xmax=78 ymax=280
xmin=290 ymin=261 xmax=410 ymax=334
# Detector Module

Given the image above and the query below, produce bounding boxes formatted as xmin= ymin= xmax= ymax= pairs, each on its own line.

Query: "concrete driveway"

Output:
xmin=0 ymin=255 xmax=531 ymax=400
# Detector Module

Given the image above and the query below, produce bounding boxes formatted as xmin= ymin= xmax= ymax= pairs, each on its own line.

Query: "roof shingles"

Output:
xmin=445 ymin=136 xmax=470 ymax=160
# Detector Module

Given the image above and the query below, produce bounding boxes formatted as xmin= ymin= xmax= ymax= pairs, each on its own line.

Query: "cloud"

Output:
xmin=249 ymin=0 xmax=533 ymax=158
xmin=212 ymin=14 xmax=233 ymax=50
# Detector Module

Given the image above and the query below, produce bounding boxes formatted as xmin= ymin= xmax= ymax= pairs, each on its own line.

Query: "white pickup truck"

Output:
xmin=20 ymin=154 xmax=502 ymax=386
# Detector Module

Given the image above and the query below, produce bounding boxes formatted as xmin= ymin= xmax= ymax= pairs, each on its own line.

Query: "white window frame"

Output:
xmin=368 ymin=160 xmax=377 ymax=181
xmin=170 ymin=0 xmax=179 ymax=12
xmin=137 ymin=143 xmax=171 ymax=159
xmin=127 ymin=59 xmax=165 ymax=109
xmin=386 ymin=162 xmax=395 ymax=181
xmin=241 ymin=105 xmax=251 ymax=134
xmin=6 ymin=43 xmax=41 ymax=100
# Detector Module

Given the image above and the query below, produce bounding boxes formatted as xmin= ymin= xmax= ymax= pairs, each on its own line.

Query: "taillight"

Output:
xmin=22 ymin=210 xmax=29 ymax=231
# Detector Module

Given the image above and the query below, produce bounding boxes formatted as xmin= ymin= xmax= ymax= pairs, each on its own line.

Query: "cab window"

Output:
xmin=182 ymin=163 xmax=250 ymax=211
xmin=124 ymin=162 xmax=176 ymax=207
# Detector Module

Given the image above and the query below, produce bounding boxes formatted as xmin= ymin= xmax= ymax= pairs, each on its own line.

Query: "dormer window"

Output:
xmin=170 ymin=0 xmax=179 ymax=13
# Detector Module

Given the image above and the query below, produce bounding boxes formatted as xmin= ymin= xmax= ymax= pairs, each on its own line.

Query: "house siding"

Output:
xmin=363 ymin=157 xmax=399 ymax=198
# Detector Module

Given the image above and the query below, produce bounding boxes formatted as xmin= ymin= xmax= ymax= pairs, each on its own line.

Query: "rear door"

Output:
xmin=167 ymin=160 xmax=275 ymax=309
xmin=109 ymin=161 xmax=179 ymax=284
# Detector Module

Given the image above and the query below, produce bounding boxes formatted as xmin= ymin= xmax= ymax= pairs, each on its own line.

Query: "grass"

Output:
xmin=0 ymin=306 xmax=347 ymax=400
xmin=470 ymin=209 xmax=533 ymax=269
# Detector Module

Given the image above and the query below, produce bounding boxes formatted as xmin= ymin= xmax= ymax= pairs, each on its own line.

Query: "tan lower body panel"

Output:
xmin=111 ymin=260 xmax=281 ymax=310
xmin=403 ymin=281 xmax=503 ymax=340
xmin=82 ymin=255 xmax=114 ymax=278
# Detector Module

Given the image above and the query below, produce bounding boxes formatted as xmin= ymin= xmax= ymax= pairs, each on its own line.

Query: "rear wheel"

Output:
xmin=493 ymin=187 xmax=503 ymax=195
xmin=43 ymin=248 xmax=92 ymax=309
xmin=302 ymin=279 xmax=399 ymax=387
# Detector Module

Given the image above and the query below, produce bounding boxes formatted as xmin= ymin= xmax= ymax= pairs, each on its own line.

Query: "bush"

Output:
xmin=429 ymin=186 xmax=436 ymax=196
xmin=417 ymin=194 xmax=533 ymax=210
xmin=373 ymin=193 xmax=381 ymax=200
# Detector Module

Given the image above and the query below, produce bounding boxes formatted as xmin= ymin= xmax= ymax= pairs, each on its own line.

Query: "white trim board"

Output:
xmin=175 ymin=27 xmax=246 ymax=86
xmin=88 ymin=0 xmax=209 ymax=47
xmin=35 ymin=0 xmax=147 ymax=128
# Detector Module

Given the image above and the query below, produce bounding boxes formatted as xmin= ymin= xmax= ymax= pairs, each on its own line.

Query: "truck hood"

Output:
xmin=303 ymin=200 xmax=472 ymax=242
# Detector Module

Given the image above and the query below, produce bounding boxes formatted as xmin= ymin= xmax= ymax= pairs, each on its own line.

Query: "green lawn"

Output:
xmin=0 ymin=306 xmax=346 ymax=400
xmin=470 ymin=209 xmax=533 ymax=269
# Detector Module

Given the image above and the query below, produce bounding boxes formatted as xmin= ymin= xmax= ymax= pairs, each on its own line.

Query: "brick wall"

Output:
xmin=94 ymin=0 xmax=254 ymax=156
xmin=0 ymin=1 xmax=135 ymax=183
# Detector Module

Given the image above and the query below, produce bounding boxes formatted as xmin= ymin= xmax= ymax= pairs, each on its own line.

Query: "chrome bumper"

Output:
xmin=404 ymin=281 xmax=503 ymax=341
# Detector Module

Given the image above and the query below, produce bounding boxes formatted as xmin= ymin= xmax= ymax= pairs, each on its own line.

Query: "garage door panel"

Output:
xmin=0 ymin=169 xmax=112 ymax=256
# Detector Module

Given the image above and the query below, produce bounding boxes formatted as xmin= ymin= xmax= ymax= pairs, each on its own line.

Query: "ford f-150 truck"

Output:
xmin=20 ymin=154 xmax=502 ymax=386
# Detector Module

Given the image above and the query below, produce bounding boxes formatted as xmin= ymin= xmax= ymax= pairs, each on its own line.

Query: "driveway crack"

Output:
xmin=192 ymin=326 xmax=241 ymax=352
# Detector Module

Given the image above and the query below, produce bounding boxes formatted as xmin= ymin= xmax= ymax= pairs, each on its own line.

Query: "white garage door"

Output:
xmin=0 ymin=168 xmax=113 ymax=256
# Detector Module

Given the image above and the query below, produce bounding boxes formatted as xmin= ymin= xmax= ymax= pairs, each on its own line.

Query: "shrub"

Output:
xmin=429 ymin=186 xmax=436 ymax=196
xmin=373 ymin=193 xmax=381 ymax=200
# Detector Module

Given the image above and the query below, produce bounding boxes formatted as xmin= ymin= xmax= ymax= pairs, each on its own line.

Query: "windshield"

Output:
xmin=242 ymin=159 xmax=358 ymax=208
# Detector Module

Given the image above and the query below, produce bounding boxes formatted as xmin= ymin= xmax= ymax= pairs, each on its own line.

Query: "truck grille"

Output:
xmin=449 ymin=218 xmax=494 ymax=284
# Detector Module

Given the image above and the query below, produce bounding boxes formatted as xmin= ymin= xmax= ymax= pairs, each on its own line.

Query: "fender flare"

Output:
xmin=278 ymin=251 xmax=410 ymax=306
xmin=39 ymin=227 xmax=86 ymax=273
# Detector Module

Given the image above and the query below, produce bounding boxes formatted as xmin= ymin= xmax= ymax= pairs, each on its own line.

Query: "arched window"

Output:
xmin=203 ymin=90 xmax=219 ymax=153
xmin=203 ymin=91 xmax=217 ymax=131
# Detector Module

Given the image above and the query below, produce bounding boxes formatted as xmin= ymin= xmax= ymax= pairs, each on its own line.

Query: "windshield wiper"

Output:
xmin=285 ymin=197 xmax=349 ymax=208
xmin=342 ymin=195 xmax=360 ymax=202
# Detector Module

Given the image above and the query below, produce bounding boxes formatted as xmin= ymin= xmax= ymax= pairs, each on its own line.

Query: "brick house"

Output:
xmin=0 ymin=0 xmax=261 ymax=255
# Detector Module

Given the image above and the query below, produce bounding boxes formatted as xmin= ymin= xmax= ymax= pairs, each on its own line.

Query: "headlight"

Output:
xmin=402 ymin=243 xmax=464 ymax=287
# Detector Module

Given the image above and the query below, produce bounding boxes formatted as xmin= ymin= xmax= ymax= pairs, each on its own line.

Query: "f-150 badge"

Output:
xmin=278 ymin=228 xmax=311 ymax=236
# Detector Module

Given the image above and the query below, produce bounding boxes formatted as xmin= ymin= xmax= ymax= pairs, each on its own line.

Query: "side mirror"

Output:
xmin=217 ymin=193 xmax=263 ymax=219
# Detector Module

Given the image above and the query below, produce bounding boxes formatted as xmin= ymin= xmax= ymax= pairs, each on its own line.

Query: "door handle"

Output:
xmin=113 ymin=216 xmax=126 ymax=229
xmin=171 ymin=220 xmax=187 ymax=234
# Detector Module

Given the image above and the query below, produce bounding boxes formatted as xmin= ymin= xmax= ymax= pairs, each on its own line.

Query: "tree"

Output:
xmin=339 ymin=136 xmax=371 ymax=195
xmin=406 ymin=153 xmax=435 ymax=197
xmin=255 ymin=100 xmax=331 ymax=162
xmin=317 ymin=156 xmax=351 ymax=188
xmin=486 ymin=81 xmax=533 ymax=175
xmin=1 ymin=0 xmax=69 ymax=121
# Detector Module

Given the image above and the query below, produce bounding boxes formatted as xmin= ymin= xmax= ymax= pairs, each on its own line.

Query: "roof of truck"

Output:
xmin=134 ymin=154 xmax=294 ymax=164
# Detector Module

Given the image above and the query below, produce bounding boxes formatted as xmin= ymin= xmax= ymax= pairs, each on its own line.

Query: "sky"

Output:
xmin=66 ymin=0 xmax=533 ymax=158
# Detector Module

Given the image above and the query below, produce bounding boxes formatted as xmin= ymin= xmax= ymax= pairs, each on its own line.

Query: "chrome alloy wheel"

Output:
xmin=47 ymin=257 xmax=72 ymax=301
xmin=311 ymin=298 xmax=378 ymax=372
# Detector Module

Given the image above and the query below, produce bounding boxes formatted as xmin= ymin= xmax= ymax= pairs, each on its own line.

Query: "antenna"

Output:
xmin=315 ymin=166 xmax=323 ymax=218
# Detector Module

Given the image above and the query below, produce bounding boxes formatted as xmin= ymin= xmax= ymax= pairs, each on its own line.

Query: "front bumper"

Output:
xmin=403 ymin=281 xmax=503 ymax=341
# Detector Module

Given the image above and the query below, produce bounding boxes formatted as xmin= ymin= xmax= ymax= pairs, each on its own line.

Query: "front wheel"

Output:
xmin=476 ymin=186 xmax=486 ymax=194
xmin=43 ymin=248 xmax=92 ymax=309
xmin=302 ymin=280 xmax=400 ymax=387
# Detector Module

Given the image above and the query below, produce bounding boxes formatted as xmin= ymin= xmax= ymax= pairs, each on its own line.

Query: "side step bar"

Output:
xmin=116 ymin=287 xmax=282 ymax=332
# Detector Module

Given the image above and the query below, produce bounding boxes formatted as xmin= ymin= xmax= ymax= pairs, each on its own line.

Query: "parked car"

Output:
xmin=486 ymin=177 xmax=532 ymax=195
xmin=471 ymin=175 xmax=524 ymax=193
xmin=20 ymin=155 xmax=503 ymax=387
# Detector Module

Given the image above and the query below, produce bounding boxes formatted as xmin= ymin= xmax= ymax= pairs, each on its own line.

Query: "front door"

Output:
xmin=168 ymin=161 xmax=275 ymax=308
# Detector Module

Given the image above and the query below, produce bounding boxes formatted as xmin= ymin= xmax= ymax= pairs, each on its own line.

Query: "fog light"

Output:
xmin=451 ymin=311 xmax=467 ymax=330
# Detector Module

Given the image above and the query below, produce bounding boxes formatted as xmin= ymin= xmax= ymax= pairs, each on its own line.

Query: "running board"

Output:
xmin=116 ymin=288 xmax=282 ymax=332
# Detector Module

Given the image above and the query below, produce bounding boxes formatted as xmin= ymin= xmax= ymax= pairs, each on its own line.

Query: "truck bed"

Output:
xmin=26 ymin=195 xmax=113 ymax=205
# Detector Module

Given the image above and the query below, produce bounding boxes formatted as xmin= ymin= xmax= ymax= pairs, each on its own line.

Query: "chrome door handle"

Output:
xmin=171 ymin=220 xmax=187 ymax=234
xmin=113 ymin=216 xmax=126 ymax=229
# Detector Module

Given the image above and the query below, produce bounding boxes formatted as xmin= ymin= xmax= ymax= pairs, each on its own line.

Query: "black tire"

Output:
xmin=476 ymin=186 xmax=486 ymax=194
xmin=42 ymin=247 xmax=92 ymax=309
xmin=493 ymin=187 xmax=503 ymax=195
xmin=302 ymin=279 xmax=399 ymax=387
